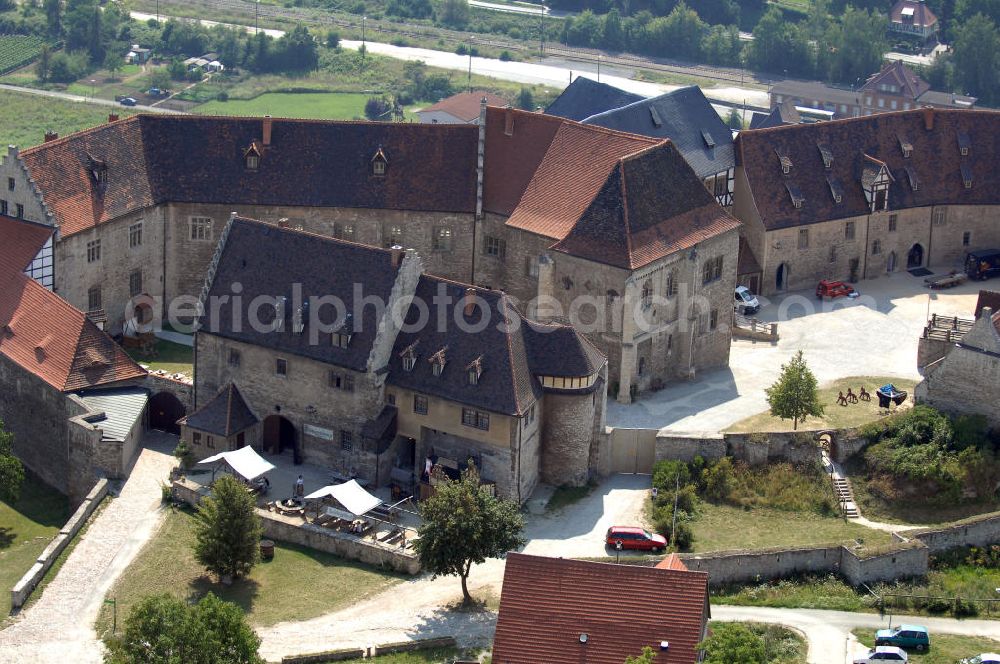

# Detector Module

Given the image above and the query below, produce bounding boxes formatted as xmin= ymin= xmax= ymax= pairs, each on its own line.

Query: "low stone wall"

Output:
xmin=911 ymin=511 xmax=1000 ymax=553
xmin=654 ymin=432 xmax=726 ymax=463
xmin=680 ymin=544 xmax=844 ymax=586
xmin=372 ymin=636 xmax=457 ymax=656
xmin=171 ymin=479 xmax=420 ymax=575
xmin=11 ymin=479 xmax=109 ymax=609
xmin=840 ymin=542 xmax=929 ymax=586
xmin=281 ymin=648 xmax=365 ymax=664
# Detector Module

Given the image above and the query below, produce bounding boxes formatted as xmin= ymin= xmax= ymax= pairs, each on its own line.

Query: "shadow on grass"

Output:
xmin=189 ymin=575 xmax=262 ymax=614
xmin=0 ymin=527 xmax=15 ymax=550
xmin=1 ymin=469 xmax=69 ymax=530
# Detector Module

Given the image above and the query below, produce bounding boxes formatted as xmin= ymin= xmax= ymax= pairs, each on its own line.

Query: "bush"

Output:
xmin=48 ymin=50 xmax=88 ymax=83
xmin=173 ymin=439 xmax=195 ymax=469
xmin=702 ymin=457 xmax=734 ymax=501
xmin=499 ymin=50 xmax=513 ymax=61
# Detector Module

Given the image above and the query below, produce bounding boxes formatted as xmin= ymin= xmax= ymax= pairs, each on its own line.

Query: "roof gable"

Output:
xmin=419 ymin=91 xmax=507 ymax=122
xmin=0 ymin=215 xmax=53 ymax=275
xmin=545 ymin=76 xmax=645 ymax=122
xmin=861 ymin=61 xmax=929 ymax=100
xmin=182 ymin=383 xmax=259 ymax=436
xmin=493 ymin=553 xmax=709 ymax=664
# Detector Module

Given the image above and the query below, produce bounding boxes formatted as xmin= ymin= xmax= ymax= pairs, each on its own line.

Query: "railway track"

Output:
xmin=138 ymin=0 xmax=766 ymax=88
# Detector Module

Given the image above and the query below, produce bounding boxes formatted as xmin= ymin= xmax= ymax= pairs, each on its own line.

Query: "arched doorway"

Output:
xmin=907 ymin=243 xmax=924 ymax=269
xmin=776 ymin=263 xmax=789 ymax=291
xmin=262 ymin=415 xmax=296 ymax=455
xmin=887 ymin=251 xmax=897 ymax=273
xmin=149 ymin=392 xmax=185 ymax=434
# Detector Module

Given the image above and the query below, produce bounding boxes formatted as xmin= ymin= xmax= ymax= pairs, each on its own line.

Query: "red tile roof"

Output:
xmin=656 ymin=554 xmax=689 ymax=571
xmin=483 ymin=106 xmax=565 ymax=216
xmin=975 ymin=290 xmax=1000 ymax=318
xmin=493 ymin=553 xmax=709 ymax=664
xmin=890 ymin=0 xmax=938 ymax=28
xmin=861 ymin=61 xmax=929 ymax=100
xmin=0 ymin=215 xmax=53 ymax=275
xmin=0 ymin=264 xmax=146 ymax=391
xmin=736 ymin=108 xmax=1000 ymax=231
xmin=419 ymin=91 xmax=508 ymax=122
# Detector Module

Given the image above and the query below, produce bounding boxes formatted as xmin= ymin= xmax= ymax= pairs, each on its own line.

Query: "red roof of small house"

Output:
xmin=890 ymin=0 xmax=938 ymax=28
xmin=419 ymin=91 xmax=508 ymax=122
xmin=656 ymin=553 xmax=690 ymax=571
xmin=860 ymin=61 xmax=930 ymax=100
xmin=0 ymin=214 xmax=52 ymax=275
xmin=493 ymin=553 xmax=709 ymax=664
xmin=0 ymin=258 xmax=145 ymax=392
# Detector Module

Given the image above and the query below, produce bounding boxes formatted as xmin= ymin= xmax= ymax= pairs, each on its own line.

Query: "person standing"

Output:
xmin=294 ymin=475 xmax=304 ymax=502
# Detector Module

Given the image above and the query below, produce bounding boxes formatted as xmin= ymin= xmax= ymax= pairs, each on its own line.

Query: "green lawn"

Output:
xmin=0 ymin=88 xmax=135 ymax=149
xmin=0 ymin=473 xmax=69 ymax=619
xmin=691 ymin=503 xmax=892 ymax=553
xmin=853 ymin=629 xmax=1000 ymax=664
xmin=95 ymin=507 xmax=403 ymax=636
xmin=707 ymin=622 xmax=807 ymax=664
xmin=196 ymin=92 xmax=377 ymax=120
xmin=725 ymin=376 xmax=918 ymax=433
xmin=125 ymin=339 xmax=193 ymax=377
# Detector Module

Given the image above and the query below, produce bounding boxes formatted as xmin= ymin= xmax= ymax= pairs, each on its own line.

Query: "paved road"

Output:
xmin=0 ymin=433 xmax=178 ymax=664
xmin=0 ymin=82 xmax=183 ymax=114
xmin=607 ymin=271 xmax=982 ymax=431
xmin=713 ymin=605 xmax=1000 ymax=664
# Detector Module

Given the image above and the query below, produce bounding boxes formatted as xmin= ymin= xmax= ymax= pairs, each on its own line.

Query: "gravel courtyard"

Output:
xmin=607 ymin=271 xmax=984 ymax=431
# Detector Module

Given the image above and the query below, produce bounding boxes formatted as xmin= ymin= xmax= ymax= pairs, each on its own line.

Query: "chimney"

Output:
xmin=504 ymin=105 xmax=514 ymax=137
xmin=390 ymin=244 xmax=404 ymax=267
xmin=43 ymin=131 xmax=58 ymax=143
xmin=263 ymin=115 xmax=273 ymax=146
xmin=463 ymin=287 xmax=477 ymax=317
xmin=922 ymin=106 xmax=935 ymax=131
xmin=981 ymin=306 xmax=993 ymax=321
xmin=108 ymin=113 xmax=119 ymax=123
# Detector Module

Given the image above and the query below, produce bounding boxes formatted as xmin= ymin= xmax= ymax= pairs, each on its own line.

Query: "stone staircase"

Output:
xmin=822 ymin=450 xmax=859 ymax=518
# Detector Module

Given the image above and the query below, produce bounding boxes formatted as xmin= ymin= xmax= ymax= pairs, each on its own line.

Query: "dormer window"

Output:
xmin=905 ymin=166 xmax=920 ymax=191
xmin=429 ymin=347 xmax=447 ymax=376
xmin=785 ymin=182 xmax=805 ymax=209
xmin=701 ymin=128 xmax=715 ymax=149
xmin=400 ymin=343 xmax=418 ymax=371
xmin=371 ymin=146 xmax=388 ymax=176
xmin=958 ymin=132 xmax=970 ymax=156
xmin=88 ymin=156 xmax=107 ymax=184
xmin=335 ymin=332 xmax=351 ymax=348
xmin=826 ymin=175 xmax=843 ymax=204
xmin=961 ymin=162 xmax=973 ymax=189
xmin=898 ymin=136 xmax=912 ymax=158
xmin=861 ymin=154 xmax=892 ymax=212
xmin=817 ymin=143 xmax=833 ymax=169
xmin=467 ymin=356 xmax=483 ymax=386
xmin=776 ymin=150 xmax=792 ymax=174
xmin=244 ymin=142 xmax=262 ymax=170
xmin=246 ymin=153 xmax=259 ymax=170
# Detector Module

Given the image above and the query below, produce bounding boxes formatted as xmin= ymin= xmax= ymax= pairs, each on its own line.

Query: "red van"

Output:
xmin=605 ymin=526 xmax=667 ymax=552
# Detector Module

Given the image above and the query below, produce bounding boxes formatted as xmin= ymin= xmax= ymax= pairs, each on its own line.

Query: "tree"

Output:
xmin=826 ymin=7 xmax=887 ymax=84
xmin=0 ymin=420 xmax=24 ymax=505
xmin=365 ymin=95 xmax=393 ymax=120
xmin=414 ymin=464 xmax=525 ymax=604
xmin=748 ymin=6 xmax=814 ymax=77
xmin=602 ymin=8 xmax=625 ymax=51
xmin=517 ymin=86 xmax=534 ymax=110
xmin=43 ymin=0 xmax=61 ymax=37
xmin=36 ymin=45 xmax=52 ymax=83
xmin=104 ymin=51 xmax=123 ymax=81
xmin=699 ymin=622 xmax=767 ymax=664
xmin=193 ymin=474 xmax=262 ymax=583
xmin=105 ymin=593 xmax=263 ymax=664
xmin=726 ymin=108 xmax=742 ymax=130
xmin=765 ymin=350 xmax=823 ymax=430
xmin=439 ymin=0 xmax=469 ymax=28
xmin=952 ymin=13 xmax=1000 ymax=103
xmin=625 ymin=646 xmax=658 ymax=664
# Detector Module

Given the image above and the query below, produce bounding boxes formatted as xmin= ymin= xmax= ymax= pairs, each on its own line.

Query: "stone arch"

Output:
xmin=262 ymin=414 xmax=296 ymax=455
xmin=149 ymin=391 xmax=185 ymax=434
xmin=907 ymin=243 xmax=924 ymax=269
xmin=776 ymin=262 xmax=790 ymax=291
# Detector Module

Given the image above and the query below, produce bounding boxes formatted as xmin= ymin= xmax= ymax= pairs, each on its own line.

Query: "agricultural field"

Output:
xmin=0 ymin=35 xmax=50 ymax=76
xmin=195 ymin=91 xmax=407 ymax=120
xmin=0 ymin=88 xmax=135 ymax=149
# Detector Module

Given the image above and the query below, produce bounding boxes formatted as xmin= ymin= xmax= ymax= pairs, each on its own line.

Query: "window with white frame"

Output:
xmin=433 ymin=227 xmax=453 ymax=251
xmin=87 ymin=239 xmax=101 ymax=263
xmin=129 ymin=221 xmax=143 ymax=248
xmin=484 ymin=236 xmax=506 ymax=260
xmin=190 ymin=216 xmax=213 ymax=241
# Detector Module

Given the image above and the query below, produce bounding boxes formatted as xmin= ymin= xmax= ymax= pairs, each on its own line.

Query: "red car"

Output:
xmin=606 ymin=526 xmax=668 ymax=552
xmin=815 ymin=279 xmax=857 ymax=299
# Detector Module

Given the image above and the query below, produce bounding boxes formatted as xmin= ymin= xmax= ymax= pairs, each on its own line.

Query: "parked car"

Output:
xmin=816 ymin=279 xmax=858 ymax=300
xmin=853 ymin=646 xmax=908 ymax=664
xmin=965 ymin=248 xmax=1000 ymax=280
xmin=875 ymin=625 xmax=930 ymax=651
xmin=119 ymin=97 xmax=137 ymax=106
xmin=734 ymin=285 xmax=760 ymax=315
xmin=605 ymin=526 xmax=667 ymax=552
xmin=960 ymin=655 xmax=1000 ymax=664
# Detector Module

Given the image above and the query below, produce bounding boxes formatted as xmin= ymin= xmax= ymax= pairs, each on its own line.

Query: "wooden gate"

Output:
xmin=609 ymin=428 xmax=656 ymax=474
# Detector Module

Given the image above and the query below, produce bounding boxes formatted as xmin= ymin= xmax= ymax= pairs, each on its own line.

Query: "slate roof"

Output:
xmin=418 ymin=91 xmax=507 ymax=122
xmin=76 ymin=387 xmax=149 ymax=442
xmin=770 ymin=79 xmax=863 ymax=109
xmin=493 ymin=553 xmax=710 ymax=664
xmin=736 ymin=108 xmax=1000 ymax=231
xmin=386 ymin=276 xmax=542 ymax=416
xmin=181 ymin=383 xmax=258 ymax=436
xmin=551 ymin=142 xmax=741 ymax=269
xmin=20 ymin=115 xmax=479 ymax=237
xmin=0 ymin=215 xmax=53 ymax=275
xmin=749 ymin=101 xmax=802 ymax=130
xmin=582 ymin=86 xmax=736 ymax=179
xmin=0 ymin=262 xmax=146 ymax=391
xmin=545 ymin=76 xmax=644 ymax=122
xmin=522 ymin=319 xmax=605 ymax=378
xmin=201 ymin=217 xmax=402 ymax=372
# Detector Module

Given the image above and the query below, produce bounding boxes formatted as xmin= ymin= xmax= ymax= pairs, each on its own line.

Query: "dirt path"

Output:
xmin=0 ymin=434 xmax=177 ymax=664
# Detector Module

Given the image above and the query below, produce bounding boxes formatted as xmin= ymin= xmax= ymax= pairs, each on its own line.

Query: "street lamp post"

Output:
xmin=597 ymin=54 xmax=601 ymax=83
xmin=89 ymin=79 xmax=96 ymax=98
xmin=255 ymin=0 xmax=260 ymax=35
xmin=467 ymin=38 xmax=473 ymax=92
xmin=363 ymin=16 xmax=367 ymax=48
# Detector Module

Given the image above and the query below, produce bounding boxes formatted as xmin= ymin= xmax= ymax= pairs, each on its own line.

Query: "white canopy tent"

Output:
xmin=303 ymin=479 xmax=382 ymax=516
xmin=198 ymin=446 xmax=276 ymax=482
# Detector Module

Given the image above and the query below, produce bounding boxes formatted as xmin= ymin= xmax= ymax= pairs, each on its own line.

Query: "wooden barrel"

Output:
xmin=260 ymin=539 xmax=275 ymax=560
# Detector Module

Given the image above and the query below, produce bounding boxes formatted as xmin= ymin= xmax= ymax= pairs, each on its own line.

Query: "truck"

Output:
xmin=966 ymin=248 xmax=1000 ymax=280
